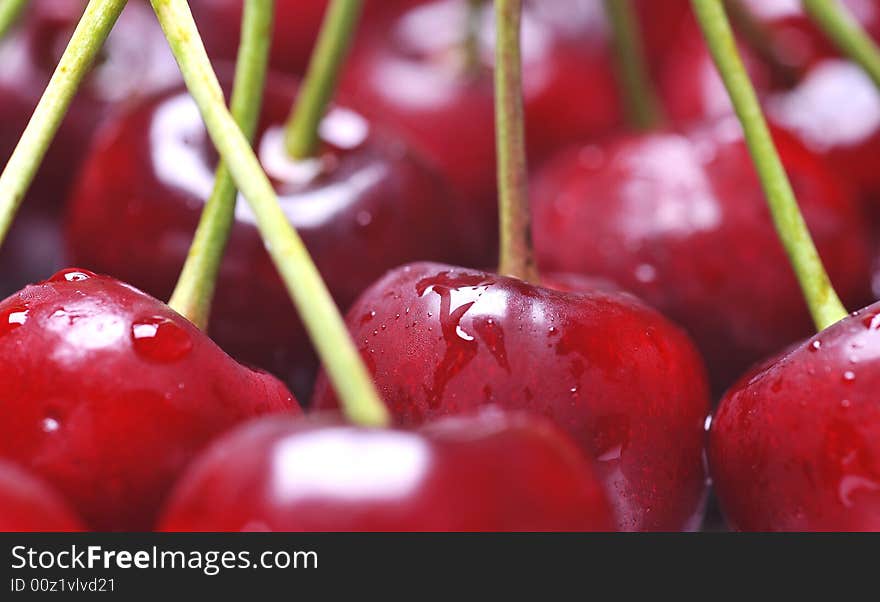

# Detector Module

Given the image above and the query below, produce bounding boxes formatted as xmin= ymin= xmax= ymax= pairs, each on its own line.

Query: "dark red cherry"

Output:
xmin=340 ymin=0 xmax=688 ymax=230
xmin=710 ymin=301 xmax=880 ymax=531
xmin=530 ymin=118 xmax=872 ymax=390
xmin=66 ymin=74 xmax=487 ymax=398
xmin=767 ymin=60 xmax=880 ymax=216
xmin=0 ymin=460 xmax=84 ymax=532
xmin=159 ymin=410 xmax=615 ymax=531
xmin=313 ymin=262 xmax=711 ymax=531
xmin=0 ymin=269 xmax=298 ymax=531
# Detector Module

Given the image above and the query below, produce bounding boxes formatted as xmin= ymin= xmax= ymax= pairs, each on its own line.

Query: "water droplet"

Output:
xmin=841 ymin=399 xmax=851 ymax=409
xmin=130 ymin=316 xmax=193 ymax=363
xmin=455 ymin=325 xmax=474 ymax=342
xmin=356 ymin=210 xmax=372 ymax=226
xmin=0 ymin=305 xmax=29 ymax=336
xmin=863 ymin=313 xmax=880 ymax=330
xmin=842 ymin=371 xmax=856 ymax=383
xmin=634 ymin=264 xmax=657 ymax=284
xmin=809 ymin=340 xmax=822 ymax=352
xmin=48 ymin=268 xmax=97 ymax=283
xmin=41 ymin=417 xmax=60 ymax=433
xmin=358 ymin=311 xmax=376 ymax=325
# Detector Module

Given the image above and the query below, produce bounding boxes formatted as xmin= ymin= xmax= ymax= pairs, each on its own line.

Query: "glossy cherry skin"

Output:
xmin=0 ymin=460 xmax=84 ymax=532
xmin=340 ymin=0 xmax=688 ymax=232
xmin=531 ymin=118 xmax=873 ymax=391
xmin=0 ymin=268 xmax=299 ymax=531
xmin=710 ymin=302 xmax=880 ymax=531
xmin=66 ymin=75 xmax=486 ymax=398
xmin=159 ymin=410 xmax=615 ymax=532
xmin=313 ymin=262 xmax=711 ymax=531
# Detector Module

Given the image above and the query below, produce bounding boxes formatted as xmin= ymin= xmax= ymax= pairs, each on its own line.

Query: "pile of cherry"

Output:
xmin=1 ymin=0 xmax=879 ymax=533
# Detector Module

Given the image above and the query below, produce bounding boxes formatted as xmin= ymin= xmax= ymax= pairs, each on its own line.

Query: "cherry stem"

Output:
xmin=463 ymin=0 xmax=485 ymax=74
xmin=802 ymin=0 xmax=880 ymax=90
xmin=150 ymin=0 xmax=389 ymax=428
xmin=691 ymin=0 xmax=848 ymax=331
xmin=0 ymin=0 xmax=28 ymax=40
xmin=168 ymin=0 xmax=274 ymax=330
xmin=495 ymin=0 xmax=537 ymax=282
xmin=725 ymin=0 xmax=801 ymax=87
xmin=283 ymin=0 xmax=363 ymax=160
xmin=0 ymin=0 xmax=127 ymax=249
xmin=603 ymin=0 xmax=664 ymax=130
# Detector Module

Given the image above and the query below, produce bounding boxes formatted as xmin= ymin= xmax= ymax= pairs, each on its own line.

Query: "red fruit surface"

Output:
xmin=66 ymin=75 xmax=487 ymax=398
xmin=0 ymin=269 xmax=298 ymax=531
xmin=340 ymin=0 xmax=689 ymax=230
xmin=160 ymin=410 xmax=615 ymax=532
xmin=530 ymin=118 xmax=872 ymax=389
xmin=710 ymin=301 xmax=880 ymax=531
xmin=313 ymin=262 xmax=711 ymax=531
xmin=0 ymin=460 xmax=84 ymax=532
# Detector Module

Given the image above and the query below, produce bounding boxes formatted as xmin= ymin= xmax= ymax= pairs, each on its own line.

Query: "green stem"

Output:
xmin=603 ymin=0 xmax=664 ymax=130
xmin=168 ymin=0 xmax=274 ymax=330
xmin=0 ymin=0 xmax=28 ymax=40
xmin=495 ymin=0 xmax=537 ymax=282
xmin=691 ymin=0 xmax=848 ymax=331
xmin=802 ymin=0 xmax=880 ymax=90
xmin=283 ymin=0 xmax=362 ymax=160
xmin=0 ymin=0 xmax=127 ymax=248
xmin=150 ymin=0 xmax=389 ymax=427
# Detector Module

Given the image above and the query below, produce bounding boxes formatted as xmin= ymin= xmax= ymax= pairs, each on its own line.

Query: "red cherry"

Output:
xmin=767 ymin=60 xmax=880 ymax=216
xmin=0 ymin=460 xmax=84 ymax=532
xmin=0 ymin=268 xmax=299 ymax=531
xmin=340 ymin=0 xmax=687 ymax=228
xmin=66 ymin=74 xmax=488 ymax=398
xmin=0 ymin=1 xmax=180 ymax=294
xmin=710 ymin=301 xmax=880 ymax=531
xmin=530 ymin=118 xmax=872 ymax=390
xmin=159 ymin=410 xmax=615 ymax=531
xmin=313 ymin=262 xmax=711 ymax=531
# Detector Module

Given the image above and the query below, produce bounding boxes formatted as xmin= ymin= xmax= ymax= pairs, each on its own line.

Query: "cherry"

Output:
xmin=159 ymin=409 xmax=614 ymax=531
xmin=312 ymin=262 xmax=710 ymax=531
xmin=0 ymin=0 xmax=180 ymax=294
xmin=0 ymin=460 xmax=83 ymax=532
xmin=0 ymin=268 xmax=299 ymax=531
xmin=339 ymin=0 xmax=689 ymax=229
xmin=66 ymin=74 xmax=487 ymax=398
xmin=710 ymin=301 xmax=880 ymax=531
xmin=530 ymin=118 xmax=872 ymax=390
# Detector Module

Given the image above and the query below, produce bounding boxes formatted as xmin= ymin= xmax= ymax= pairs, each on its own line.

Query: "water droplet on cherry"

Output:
xmin=0 ymin=305 xmax=29 ymax=337
xmin=130 ymin=316 xmax=193 ymax=363
xmin=48 ymin=268 xmax=98 ymax=283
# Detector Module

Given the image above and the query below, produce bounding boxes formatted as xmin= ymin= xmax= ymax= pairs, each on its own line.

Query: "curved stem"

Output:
xmin=495 ymin=0 xmax=537 ymax=282
xmin=168 ymin=0 xmax=274 ymax=330
xmin=691 ymin=0 xmax=848 ymax=331
xmin=283 ymin=0 xmax=362 ymax=160
xmin=802 ymin=0 xmax=880 ymax=90
xmin=0 ymin=0 xmax=28 ymax=41
xmin=0 ymin=0 xmax=127 ymax=249
xmin=603 ymin=0 xmax=664 ymax=130
xmin=151 ymin=0 xmax=389 ymax=428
